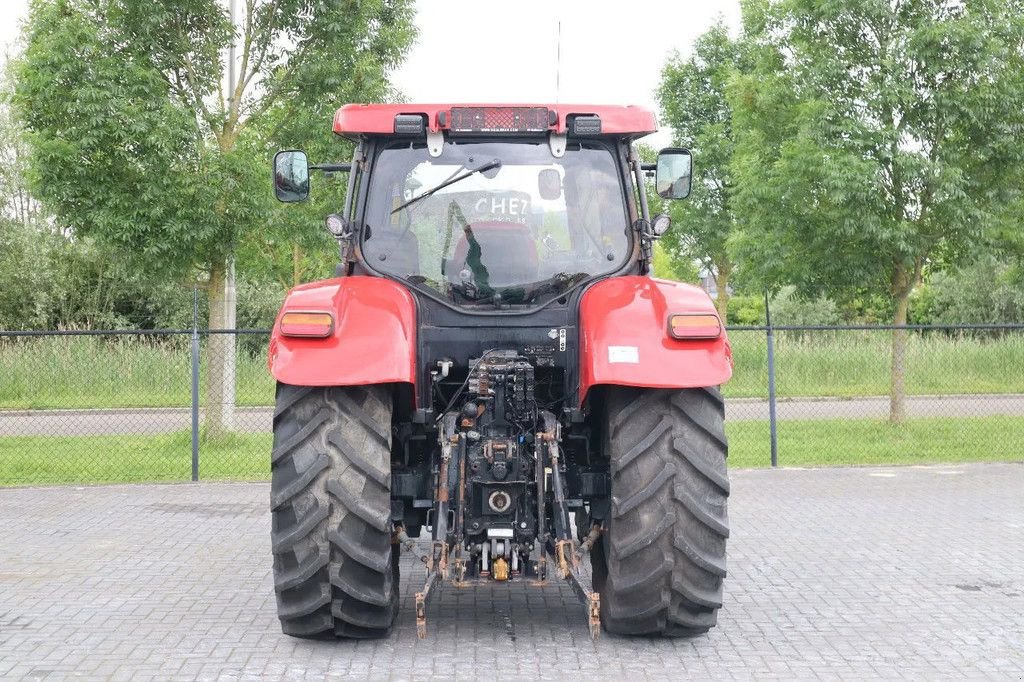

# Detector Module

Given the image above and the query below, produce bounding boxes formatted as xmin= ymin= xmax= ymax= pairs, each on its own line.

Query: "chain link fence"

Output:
xmin=1 ymin=323 xmax=1022 ymax=485
xmin=726 ymin=323 xmax=1024 ymax=468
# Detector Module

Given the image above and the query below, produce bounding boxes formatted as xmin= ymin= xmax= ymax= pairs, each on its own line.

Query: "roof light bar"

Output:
xmin=444 ymin=107 xmax=554 ymax=135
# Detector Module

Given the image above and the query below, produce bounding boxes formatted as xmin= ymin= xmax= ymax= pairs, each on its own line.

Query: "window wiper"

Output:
xmin=390 ymin=158 xmax=502 ymax=215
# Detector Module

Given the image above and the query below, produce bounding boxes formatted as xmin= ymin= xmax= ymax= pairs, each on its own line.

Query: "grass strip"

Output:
xmin=1 ymin=416 xmax=1021 ymax=486
xmin=727 ymin=415 xmax=1024 ymax=468
xmin=0 ymin=430 xmax=271 ymax=485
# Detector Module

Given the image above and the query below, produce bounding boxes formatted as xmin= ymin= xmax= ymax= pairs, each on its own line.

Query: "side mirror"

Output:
xmin=655 ymin=148 xmax=692 ymax=200
xmin=537 ymin=168 xmax=562 ymax=201
xmin=273 ymin=150 xmax=310 ymax=202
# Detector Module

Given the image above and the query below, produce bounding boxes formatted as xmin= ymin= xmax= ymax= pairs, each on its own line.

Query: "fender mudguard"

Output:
xmin=268 ymin=276 xmax=417 ymax=391
xmin=578 ymin=276 xmax=732 ymax=405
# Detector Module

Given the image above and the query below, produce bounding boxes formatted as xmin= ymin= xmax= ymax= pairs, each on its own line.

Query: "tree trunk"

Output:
xmin=206 ymin=261 xmax=236 ymax=437
xmin=713 ymin=263 xmax=731 ymax=320
xmin=889 ymin=289 xmax=910 ymax=424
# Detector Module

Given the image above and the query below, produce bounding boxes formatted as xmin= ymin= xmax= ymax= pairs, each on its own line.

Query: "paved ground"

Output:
xmin=1 ymin=463 xmax=1022 ymax=680
xmin=3 ymin=393 xmax=1023 ymax=436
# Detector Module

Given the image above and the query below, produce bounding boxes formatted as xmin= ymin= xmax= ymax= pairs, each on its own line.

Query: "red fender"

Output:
xmin=268 ymin=277 xmax=417 ymax=393
xmin=578 ymin=276 xmax=732 ymax=405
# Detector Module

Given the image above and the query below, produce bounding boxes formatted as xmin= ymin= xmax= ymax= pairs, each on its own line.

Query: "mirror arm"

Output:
xmin=640 ymin=163 xmax=656 ymax=171
xmin=631 ymin=157 xmax=651 ymax=223
xmin=310 ymin=163 xmax=352 ymax=173
xmin=630 ymin=156 xmax=654 ymax=275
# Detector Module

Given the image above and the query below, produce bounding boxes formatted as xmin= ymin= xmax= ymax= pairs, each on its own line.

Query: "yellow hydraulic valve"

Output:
xmin=492 ymin=557 xmax=509 ymax=581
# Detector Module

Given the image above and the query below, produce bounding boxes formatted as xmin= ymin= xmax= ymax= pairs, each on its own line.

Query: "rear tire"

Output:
xmin=270 ymin=383 xmax=399 ymax=639
xmin=592 ymin=386 xmax=729 ymax=636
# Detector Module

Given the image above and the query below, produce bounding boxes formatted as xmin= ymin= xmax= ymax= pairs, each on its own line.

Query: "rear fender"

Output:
xmin=268 ymin=276 xmax=417 ymax=394
xmin=578 ymin=276 xmax=732 ymax=405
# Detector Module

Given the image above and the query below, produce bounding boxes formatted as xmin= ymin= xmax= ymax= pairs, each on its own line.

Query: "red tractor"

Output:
xmin=268 ymin=104 xmax=732 ymax=640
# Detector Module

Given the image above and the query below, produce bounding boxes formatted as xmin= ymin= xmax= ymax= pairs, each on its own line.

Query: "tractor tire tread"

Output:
xmin=595 ymin=386 xmax=729 ymax=637
xmin=271 ymin=383 xmax=398 ymax=639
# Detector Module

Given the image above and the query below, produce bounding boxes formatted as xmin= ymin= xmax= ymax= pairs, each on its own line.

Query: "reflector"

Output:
xmin=280 ymin=311 xmax=334 ymax=338
xmin=668 ymin=313 xmax=722 ymax=340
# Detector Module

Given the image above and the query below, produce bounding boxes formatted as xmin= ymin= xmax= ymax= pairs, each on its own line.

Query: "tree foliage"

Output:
xmin=13 ymin=0 xmax=416 ymax=431
xmin=727 ymin=0 xmax=1024 ymax=419
xmin=730 ymin=0 xmax=1024 ymax=302
xmin=14 ymin=0 xmax=416 ymax=283
xmin=657 ymin=21 xmax=749 ymax=316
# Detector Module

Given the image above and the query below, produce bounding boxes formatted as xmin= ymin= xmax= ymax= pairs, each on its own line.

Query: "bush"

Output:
xmin=769 ymin=286 xmax=841 ymax=326
xmin=912 ymin=256 xmax=1024 ymax=325
xmin=727 ymin=294 xmax=765 ymax=326
xmin=0 ymin=219 xmax=287 ymax=333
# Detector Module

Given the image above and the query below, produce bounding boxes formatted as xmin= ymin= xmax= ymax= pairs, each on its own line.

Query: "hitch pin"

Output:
xmin=575 ymin=524 xmax=604 ymax=560
xmin=394 ymin=526 xmax=428 ymax=564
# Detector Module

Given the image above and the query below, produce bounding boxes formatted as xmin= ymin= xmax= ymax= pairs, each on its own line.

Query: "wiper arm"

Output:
xmin=390 ymin=159 xmax=502 ymax=214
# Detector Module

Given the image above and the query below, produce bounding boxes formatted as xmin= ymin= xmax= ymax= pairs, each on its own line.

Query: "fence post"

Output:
xmin=191 ymin=287 xmax=200 ymax=482
xmin=765 ymin=291 xmax=778 ymax=467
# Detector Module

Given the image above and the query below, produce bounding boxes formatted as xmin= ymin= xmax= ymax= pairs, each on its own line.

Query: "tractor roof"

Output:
xmin=333 ymin=103 xmax=657 ymax=139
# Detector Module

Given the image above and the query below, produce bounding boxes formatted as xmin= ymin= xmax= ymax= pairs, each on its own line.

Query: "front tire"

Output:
xmin=593 ymin=386 xmax=729 ymax=636
xmin=270 ymin=383 xmax=399 ymax=639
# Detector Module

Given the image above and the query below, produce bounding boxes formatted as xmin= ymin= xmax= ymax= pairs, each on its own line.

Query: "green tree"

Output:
xmin=651 ymin=241 xmax=699 ymax=282
xmin=657 ymin=21 xmax=749 ymax=318
xmin=730 ymin=0 xmax=1024 ymax=421
xmin=1 ymin=68 xmax=39 ymax=231
xmin=14 ymin=0 xmax=415 ymax=432
xmin=1 ymin=59 xmax=50 ymax=329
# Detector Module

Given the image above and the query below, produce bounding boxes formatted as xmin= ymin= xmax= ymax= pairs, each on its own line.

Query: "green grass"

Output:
xmin=727 ymin=415 xmax=1024 ymax=468
xmin=0 ymin=335 xmax=274 ymax=410
xmin=0 ymin=430 xmax=271 ymax=485
xmin=1 ymin=417 xmax=1020 ymax=486
xmin=0 ymin=330 xmax=1022 ymax=410
xmin=725 ymin=329 xmax=1024 ymax=399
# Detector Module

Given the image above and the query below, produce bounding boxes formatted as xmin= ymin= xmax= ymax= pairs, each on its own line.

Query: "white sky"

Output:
xmin=1 ymin=0 xmax=741 ymax=145
xmin=392 ymin=1 xmax=741 ymax=145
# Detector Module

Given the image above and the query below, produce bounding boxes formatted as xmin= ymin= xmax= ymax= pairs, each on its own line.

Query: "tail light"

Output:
xmin=280 ymin=311 xmax=334 ymax=338
xmin=668 ymin=313 xmax=722 ymax=340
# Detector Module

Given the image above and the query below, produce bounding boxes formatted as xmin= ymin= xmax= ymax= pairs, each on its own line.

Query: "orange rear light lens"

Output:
xmin=280 ymin=311 xmax=334 ymax=338
xmin=668 ymin=313 xmax=722 ymax=340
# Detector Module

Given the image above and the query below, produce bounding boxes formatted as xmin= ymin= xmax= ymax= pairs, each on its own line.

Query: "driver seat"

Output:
xmin=446 ymin=221 xmax=538 ymax=288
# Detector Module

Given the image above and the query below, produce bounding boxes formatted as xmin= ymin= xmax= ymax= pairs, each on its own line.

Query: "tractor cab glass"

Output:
xmin=362 ymin=139 xmax=630 ymax=307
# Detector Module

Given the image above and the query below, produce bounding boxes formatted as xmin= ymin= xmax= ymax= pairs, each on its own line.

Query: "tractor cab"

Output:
xmin=274 ymin=105 xmax=692 ymax=309
xmin=267 ymin=104 xmax=730 ymax=642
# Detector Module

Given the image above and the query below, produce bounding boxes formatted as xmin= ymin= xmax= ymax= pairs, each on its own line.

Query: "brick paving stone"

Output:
xmin=1 ymin=463 xmax=1022 ymax=679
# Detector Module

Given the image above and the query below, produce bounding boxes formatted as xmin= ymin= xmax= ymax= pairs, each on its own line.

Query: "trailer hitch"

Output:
xmin=544 ymin=536 xmax=601 ymax=639
xmin=414 ymin=539 xmax=448 ymax=639
xmin=541 ymin=409 xmax=602 ymax=639
xmin=409 ymin=535 xmax=601 ymax=640
xmin=409 ymin=411 xmax=602 ymax=640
